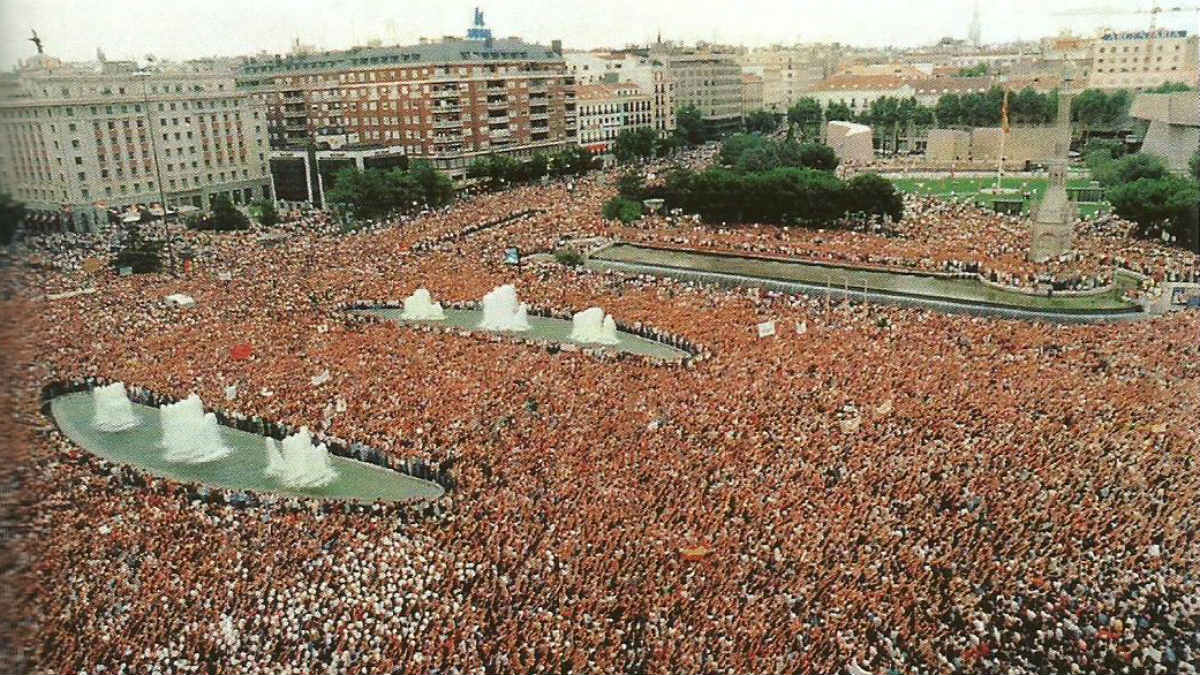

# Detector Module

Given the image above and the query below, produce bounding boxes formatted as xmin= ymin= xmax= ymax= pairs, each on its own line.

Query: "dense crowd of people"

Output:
xmin=3 ymin=154 xmax=1199 ymax=675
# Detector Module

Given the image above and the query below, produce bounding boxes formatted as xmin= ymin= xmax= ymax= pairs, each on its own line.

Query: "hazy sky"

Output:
xmin=2 ymin=0 xmax=1196 ymax=68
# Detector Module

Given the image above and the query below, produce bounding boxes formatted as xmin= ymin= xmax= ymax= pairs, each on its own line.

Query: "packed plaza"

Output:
xmin=3 ymin=140 xmax=1200 ymax=674
xmin=5 ymin=4 xmax=1200 ymax=675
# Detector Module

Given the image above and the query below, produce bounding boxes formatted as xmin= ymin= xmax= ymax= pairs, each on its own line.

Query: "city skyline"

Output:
xmin=2 ymin=0 xmax=1196 ymax=68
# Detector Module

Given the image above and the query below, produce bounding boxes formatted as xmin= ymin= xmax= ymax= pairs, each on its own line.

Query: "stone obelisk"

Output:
xmin=1028 ymin=76 xmax=1076 ymax=263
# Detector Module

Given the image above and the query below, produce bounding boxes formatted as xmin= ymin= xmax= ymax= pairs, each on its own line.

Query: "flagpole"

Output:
xmin=995 ymin=89 xmax=1009 ymax=194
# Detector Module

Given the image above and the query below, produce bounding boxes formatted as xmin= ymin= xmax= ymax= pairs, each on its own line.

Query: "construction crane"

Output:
xmin=1054 ymin=3 xmax=1199 ymax=33
xmin=1053 ymin=3 xmax=1200 ymax=90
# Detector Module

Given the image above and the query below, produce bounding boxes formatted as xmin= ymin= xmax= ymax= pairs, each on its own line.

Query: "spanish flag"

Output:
xmin=1002 ymin=89 xmax=1010 ymax=134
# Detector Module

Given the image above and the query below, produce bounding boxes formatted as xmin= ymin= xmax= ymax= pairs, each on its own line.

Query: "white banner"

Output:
xmin=757 ymin=321 xmax=776 ymax=338
xmin=310 ymin=369 xmax=330 ymax=386
xmin=223 ymin=384 xmax=239 ymax=401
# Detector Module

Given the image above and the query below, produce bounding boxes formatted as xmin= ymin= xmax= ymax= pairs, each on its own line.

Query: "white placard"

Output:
xmin=310 ymin=369 xmax=330 ymax=386
xmin=756 ymin=321 xmax=776 ymax=338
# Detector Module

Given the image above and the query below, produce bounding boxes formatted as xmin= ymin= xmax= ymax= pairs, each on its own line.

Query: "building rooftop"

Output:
xmin=575 ymin=81 xmax=643 ymax=100
xmin=238 ymin=38 xmax=562 ymax=77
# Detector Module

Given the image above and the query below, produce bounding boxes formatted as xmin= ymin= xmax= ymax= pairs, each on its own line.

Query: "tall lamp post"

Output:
xmin=136 ymin=70 xmax=175 ymax=275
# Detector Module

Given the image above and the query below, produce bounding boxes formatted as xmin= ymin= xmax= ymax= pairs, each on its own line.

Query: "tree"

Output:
xmin=736 ymin=143 xmax=781 ymax=172
xmin=1146 ymin=82 xmax=1192 ymax=93
xmin=555 ymin=249 xmax=584 ymax=266
xmin=602 ymin=197 xmax=644 ymax=224
xmin=795 ymin=143 xmax=839 ymax=172
xmin=551 ymin=145 xmax=594 ymax=176
xmin=1190 ymin=152 xmax=1199 ymax=182
xmin=957 ymin=63 xmax=989 ymax=77
xmin=787 ymin=98 xmax=823 ymax=139
xmin=1083 ymin=138 xmax=1125 ymax=162
xmin=612 ymin=127 xmax=658 ymax=163
xmin=1094 ymin=153 xmax=1168 ymax=188
xmin=111 ymin=224 xmax=164 ymax=274
xmin=654 ymin=133 xmax=683 ymax=158
xmin=1106 ymin=175 xmax=1200 ymax=242
xmin=617 ymin=171 xmax=647 ymax=200
xmin=409 ymin=160 xmax=454 ymax=206
xmin=676 ymin=104 xmax=707 ymax=145
xmin=744 ymin=109 xmax=780 ymax=134
xmin=825 ymin=101 xmax=853 ymax=122
xmin=326 ymin=167 xmax=398 ymax=220
xmin=196 ymin=194 xmax=250 ymax=231
xmin=251 ymin=198 xmax=280 ymax=227
xmin=719 ymin=133 xmax=765 ymax=166
xmin=468 ymin=154 xmax=520 ymax=190
xmin=936 ymin=94 xmax=963 ymax=126
xmin=0 ymin=193 xmax=25 ymax=246
xmin=845 ymin=174 xmax=904 ymax=221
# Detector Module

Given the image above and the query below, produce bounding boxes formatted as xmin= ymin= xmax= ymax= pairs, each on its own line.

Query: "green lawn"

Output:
xmin=890 ymin=176 xmax=1108 ymax=219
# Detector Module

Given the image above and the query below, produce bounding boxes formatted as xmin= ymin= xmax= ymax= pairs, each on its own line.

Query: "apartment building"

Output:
xmin=1089 ymin=29 xmax=1198 ymax=90
xmin=738 ymin=46 xmax=844 ymax=111
xmin=236 ymin=17 xmax=577 ymax=185
xmin=564 ymin=50 xmax=676 ymax=136
xmin=652 ymin=47 xmax=743 ymax=134
xmin=576 ymin=82 xmax=652 ymax=154
xmin=741 ymin=74 xmax=764 ymax=115
xmin=0 ymin=54 xmax=271 ymax=231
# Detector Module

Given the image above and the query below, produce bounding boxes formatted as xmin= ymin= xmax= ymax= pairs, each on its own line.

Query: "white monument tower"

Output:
xmin=1028 ymin=72 xmax=1077 ymax=263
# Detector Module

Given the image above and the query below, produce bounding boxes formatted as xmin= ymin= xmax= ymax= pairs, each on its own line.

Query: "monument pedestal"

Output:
xmin=1028 ymin=161 xmax=1076 ymax=263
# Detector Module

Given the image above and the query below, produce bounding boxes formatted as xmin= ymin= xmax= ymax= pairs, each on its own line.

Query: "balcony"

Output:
xmin=432 ymin=105 xmax=462 ymax=114
xmin=486 ymin=86 xmax=506 ymax=95
xmin=486 ymin=115 xmax=509 ymax=124
xmin=282 ymin=95 xmax=305 ymax=104
xmin=432 ymin=87 xmax=459 ymax=98
xmin=284 ymin=122 xmax=307 ymax=131
xmin=433 ymin=119 xmax=463 ymax=129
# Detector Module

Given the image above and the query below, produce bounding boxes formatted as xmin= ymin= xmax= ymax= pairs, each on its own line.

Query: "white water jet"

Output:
xmin=569 ymin=307 xmax=620 ymax=345
xmin=264 ymin=437 xmax=286 ymax=479
xmin=160 ymin=394 xmax=232 ymax=463
xmin=271 ymin=426 xmax=338 ymax=489
xmin=477 ymin=284 xmax=530 ymax=332
xmin=91 ymin=382 xmax=140 ymax=432
xmin=400 ymin=288 xmax=446 ymax=320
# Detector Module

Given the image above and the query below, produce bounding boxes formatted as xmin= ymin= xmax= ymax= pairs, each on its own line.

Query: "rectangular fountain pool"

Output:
xmin=589 ymin=243 xmax=1140 ymax=316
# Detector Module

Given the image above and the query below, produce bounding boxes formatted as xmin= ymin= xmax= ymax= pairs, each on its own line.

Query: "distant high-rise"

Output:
xmin=968 ymin=1 xmax=982 ymax=48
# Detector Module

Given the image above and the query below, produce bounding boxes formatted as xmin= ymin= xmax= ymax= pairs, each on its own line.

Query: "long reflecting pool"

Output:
xmin=52 ymin=392 xmax=443 ymax=503
xmin=590 ymin=242 xmax=1143 ymax=321
xmin=348 ymin=307 xmax=691 ymax=360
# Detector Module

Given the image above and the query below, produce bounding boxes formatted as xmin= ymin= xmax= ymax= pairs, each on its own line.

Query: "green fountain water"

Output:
xmin=52 ymin=392 xmax=443 ymax=503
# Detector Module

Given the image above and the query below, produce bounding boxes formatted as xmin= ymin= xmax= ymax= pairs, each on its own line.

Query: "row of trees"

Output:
xmin=466 ymin=146 xmax=596 ymax=190
xmin=617 ymin=167 xmax=903 ymax=226
xmin=1087 ymin=150 xmax=1200 ymax=249
xmin=1 ymin=193 xmax=24 ymax=246
xmin=719 ymin=134 xmax=839 ymax=172
xmin=325 ymin=161 xmax=455 ymax=220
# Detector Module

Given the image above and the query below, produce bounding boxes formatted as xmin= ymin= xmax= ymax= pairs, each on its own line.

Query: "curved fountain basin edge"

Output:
xmin=40 ymin=380 xmax=451 ymax=505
